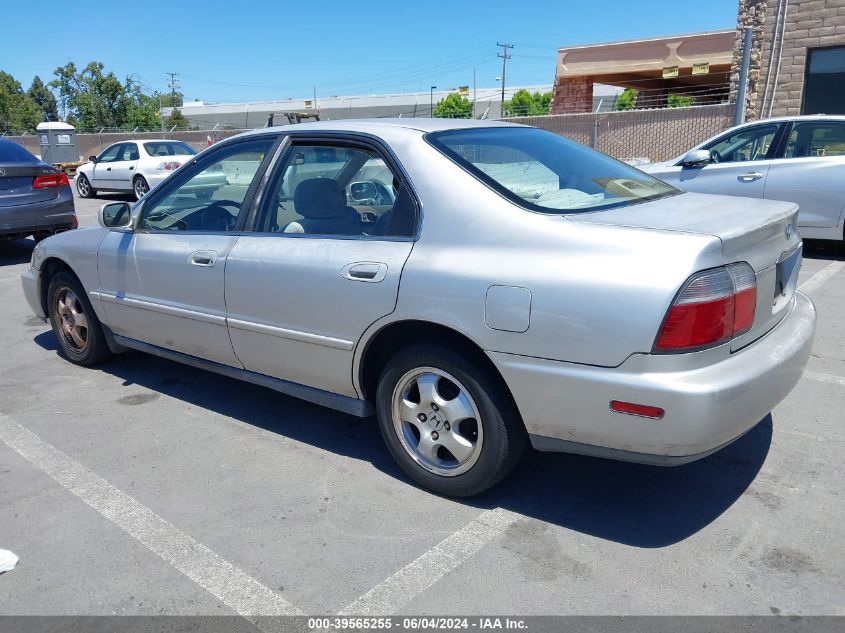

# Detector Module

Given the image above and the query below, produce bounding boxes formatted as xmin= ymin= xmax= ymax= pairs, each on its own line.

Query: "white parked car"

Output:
xmin=75 ymin=140 xmax=227 ymax=200
xmin=642 ymin=115 xmax=845 ymax=244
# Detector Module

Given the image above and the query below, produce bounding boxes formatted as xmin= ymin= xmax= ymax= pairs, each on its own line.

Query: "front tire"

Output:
xmin=47 ymin=272 xmax=112 ymax=366
xmin=76 ymin=174 xmax=95 ymax=198
xmin=376 ymin=344 xmax=527 ymax=497
xmin=133 ymin=176 xmax=149 ymax=200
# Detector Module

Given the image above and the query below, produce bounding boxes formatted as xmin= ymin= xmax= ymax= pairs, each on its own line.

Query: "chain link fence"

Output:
xmin=1 ymin=128 xmax=252 ymax=162
xmin=502 ymin=103 xmax=735 ymax=162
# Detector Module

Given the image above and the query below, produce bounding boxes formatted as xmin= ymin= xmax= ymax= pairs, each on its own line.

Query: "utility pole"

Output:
xmin=473 ymin=67 xmax=477 ymax=119
xmin=165 ymin=72 xmax=180 ymax=107
xmin=497 ymin=42 xmax=513 ymax=108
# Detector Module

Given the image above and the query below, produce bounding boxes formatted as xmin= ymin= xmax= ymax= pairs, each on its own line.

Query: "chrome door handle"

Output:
xmin=342 ymin=262 xmax=387 ymax=283
xmin=189 ymin=250 xmax=217 ymax=267
xmin=737 ymin=172 xmax=763 ymax=182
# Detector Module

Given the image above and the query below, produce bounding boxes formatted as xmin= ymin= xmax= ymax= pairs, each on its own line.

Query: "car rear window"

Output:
xmin=427 ymin=127 xmax=677 ymax=213
xmin=0 ymin=139 xmax=37 ymax=163
xmin=143 ymin=141 xmax=197 ymax=157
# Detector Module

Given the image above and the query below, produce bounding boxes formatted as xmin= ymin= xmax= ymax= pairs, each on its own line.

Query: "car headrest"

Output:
xmin=294 ymin=178 xmax=347 ymax=218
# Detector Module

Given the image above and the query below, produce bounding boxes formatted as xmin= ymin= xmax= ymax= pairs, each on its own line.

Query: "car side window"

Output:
xmin=122 ymin=143 xmax=140 ymax=161
xmin=97 ymin=144 xmax=122 ymax=163
xmin=137 ymin=138 xmax=273 ymax=232
xmin=705 ymin=124 xmax=779 ymax=163
xmin=783 ymin=122 xmax=845 ymax=158
xmin=253 ymin=142 xmax=416 ymax=238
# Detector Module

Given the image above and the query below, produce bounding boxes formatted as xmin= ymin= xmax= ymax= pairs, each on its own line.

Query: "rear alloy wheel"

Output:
xmin=76 ymin=174 xmax=95 ymax=198
xmin=133 ymin=176 xmax=149 ymax=200
xmin=47 ymin=272 xmax=112 ymax=366
xmin=376 ymin=344 xmax=527 ymax=496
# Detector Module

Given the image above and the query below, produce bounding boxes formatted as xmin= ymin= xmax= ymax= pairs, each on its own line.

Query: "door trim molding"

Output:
xmin=91 ymin=291 xmax=226 ymax=326
xmin=112 ymin=334 xmax=373 ymax=417
xmin=226 ymin=317 xmax=354 ymax=351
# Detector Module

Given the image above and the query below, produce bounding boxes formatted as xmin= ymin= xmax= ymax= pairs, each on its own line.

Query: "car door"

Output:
xmin=764 ymin=120 xmax=845 ymax=232
xmin=652 ymin=122 xmax=784 ymax=198
xmin=96 ymin=135 xmax=278 ymax=366
xmin=90 ymin=143 xmax=123 ymax=188
xmin=109 ymin=142 xmax=141 ymax=190
xmin=225 ymin=136 xmax=419 ymax=397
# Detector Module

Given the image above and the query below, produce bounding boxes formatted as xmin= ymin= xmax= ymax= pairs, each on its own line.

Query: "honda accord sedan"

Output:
xmin=1 ymin=138 xmax=77 ymax=242
xmin=21 ymin=120 xmax=816 ymax=496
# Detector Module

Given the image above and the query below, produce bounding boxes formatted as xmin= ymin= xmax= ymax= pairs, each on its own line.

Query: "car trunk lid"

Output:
xmin=0 ymin=164 xmax=60 ymax=207
xmin=570 ymin=192 xmax=802 ymax=349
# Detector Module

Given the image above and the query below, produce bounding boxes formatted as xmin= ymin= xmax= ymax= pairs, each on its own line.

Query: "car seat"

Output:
xmin=284 ymin=179 xmax=361 ymax=235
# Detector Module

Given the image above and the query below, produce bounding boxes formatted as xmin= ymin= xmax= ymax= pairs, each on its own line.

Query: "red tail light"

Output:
xmin=70 ymin=215 xmax=78 ymax=229
xmin=32 ymin=173 xmax=70 ymax=188
xmin=654 ymin=263 xmax=757 ymax=353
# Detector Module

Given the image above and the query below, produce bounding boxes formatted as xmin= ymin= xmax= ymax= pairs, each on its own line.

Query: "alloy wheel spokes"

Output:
xmin=56 ymin=288 xmax=88 ymax=352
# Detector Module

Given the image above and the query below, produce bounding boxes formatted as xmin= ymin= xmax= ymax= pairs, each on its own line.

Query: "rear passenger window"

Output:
xmin=253 ymin=142 xmax=416 ymax=238
xmin=784 ymin=122 xmax=845 ymax=158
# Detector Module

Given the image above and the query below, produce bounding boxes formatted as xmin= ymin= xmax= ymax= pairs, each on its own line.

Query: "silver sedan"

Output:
xmin=642 ymin=115 xmax=845 ymax=244
xmin=21 ymin=120 xmax=815 ymax=496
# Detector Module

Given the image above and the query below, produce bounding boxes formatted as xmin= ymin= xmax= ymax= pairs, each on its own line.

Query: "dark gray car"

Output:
xmin=0 ymin=138 xmax=77 ymax=242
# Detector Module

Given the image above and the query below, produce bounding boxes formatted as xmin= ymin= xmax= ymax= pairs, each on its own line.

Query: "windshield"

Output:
xmin=427 ymin=127 xmax=677 ymax=213
xmin=143 ymin=141 xmax=197 ymax=157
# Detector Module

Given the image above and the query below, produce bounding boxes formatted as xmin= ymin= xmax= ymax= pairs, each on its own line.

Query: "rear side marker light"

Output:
xmin=610 ymin=400 xmax=665 ymax=419
xmin=32 ymin=173 xmax=70 ymax=188
xmin=654 ymin=262 xmax=757 ymax=353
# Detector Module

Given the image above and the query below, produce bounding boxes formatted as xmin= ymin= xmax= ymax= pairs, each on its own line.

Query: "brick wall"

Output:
xmin=734 ymin=0 xmax=845 ymax=119
xmin=550 ymin=76 xmax=595 ymax=114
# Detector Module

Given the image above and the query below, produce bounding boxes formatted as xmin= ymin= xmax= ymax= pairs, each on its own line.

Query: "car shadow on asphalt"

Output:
xmin=34 ymin=330 xmax=772 ymax=549
xmin=0 ymin=238 xmax=35 ymax=266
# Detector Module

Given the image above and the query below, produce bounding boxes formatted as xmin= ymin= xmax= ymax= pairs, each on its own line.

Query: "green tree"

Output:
xmin=122 ymin=77 xmax=161 ymax=129
xmin=27 ymin=75 xmax=58 ymax=122
xmin=614 ymin=88 xmax=637 ymax=111
xmin=166 ymin=107 xmax=189 ymax=129
xmin=50 ymin=61 xmax=129 ymax=129
xmin=503 ymin=89 xmax=552 ymax=117
xmin=667 ymin=93 xmax=693 ymax=108
xmin=0 ymin=71 xmax=42 ymax=131
xmin=433 ymin=93 xmax=473 ymax=119
xmin=159 ymin=91 xmax=184 ymax=108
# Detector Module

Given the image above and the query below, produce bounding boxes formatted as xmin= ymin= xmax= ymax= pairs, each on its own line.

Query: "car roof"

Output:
xmin=741 ymin=114 xmax=845 ymax=124
xmin=254 ymin=118 xmax=525 ymax=135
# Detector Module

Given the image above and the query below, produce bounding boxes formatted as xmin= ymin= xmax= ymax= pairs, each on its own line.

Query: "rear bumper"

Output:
xmin=489 ymin=291 xmax=816 ymax=464
xmin=0 ymin=192 xmax=75 ymax=239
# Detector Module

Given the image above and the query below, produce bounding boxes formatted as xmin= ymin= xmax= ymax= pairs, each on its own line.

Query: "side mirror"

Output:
xmin=89 ymin=155 xmax=98 ymax=163
xmin=99 ymin=202 xmax=132 ymax=230
xmin=681 ymin=149 xmax=712 ymax=167
xmin=349 ymin=181 xmax=378 ymax=202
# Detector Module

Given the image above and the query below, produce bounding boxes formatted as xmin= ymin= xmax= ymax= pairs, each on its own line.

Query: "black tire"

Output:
xmin=47 ymin=272 xmax=112 ymax=366
xmin=195 ymin=189 xmax=213 ymax=199
xmin=76 ymin=174 xmax=95 ymax=198
xmin=133 ymin=176 xmax=149 ymax=200
xmin=33 ymin=232 xmax=52 ymax=243
xmin=376 ymin=343 xmax=527 ymax=497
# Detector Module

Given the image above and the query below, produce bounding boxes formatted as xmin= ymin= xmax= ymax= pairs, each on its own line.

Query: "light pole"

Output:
xmin=430 ymin=86 xmax=437 ymax=117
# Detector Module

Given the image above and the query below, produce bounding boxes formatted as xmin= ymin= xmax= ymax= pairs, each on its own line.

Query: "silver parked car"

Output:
xmin=643 ymin=115 xmax=845 ymax=244
xmin=21 ymin=120 xmax=815 ymax=496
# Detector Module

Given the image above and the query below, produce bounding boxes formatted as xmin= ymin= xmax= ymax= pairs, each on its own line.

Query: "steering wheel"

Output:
xmin=710 ymin=150 xmax=722 ymax=164
xmin=201 ymin=200 xmax=240 ymax=231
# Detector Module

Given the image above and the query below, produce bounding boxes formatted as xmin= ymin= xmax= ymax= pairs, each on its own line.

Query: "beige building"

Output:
xmin=734 ymin=0 xmax=845 ymax=119
xmin=550 ymin=31 xmax=735 ymax=114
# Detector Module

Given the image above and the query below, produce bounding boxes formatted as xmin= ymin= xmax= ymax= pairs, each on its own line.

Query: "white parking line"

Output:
xmin=339 ymin=507 xmax=519 ymax=615
xmin=0 ymin=412 xmax=302 ymax=618
xmin=804 ymin=370 xmax=845 ymax=387
xmin=799 ymin=260 xmax=844 ymax=294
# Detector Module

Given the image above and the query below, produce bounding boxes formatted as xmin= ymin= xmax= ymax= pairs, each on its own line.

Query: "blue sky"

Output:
xmin=1 ymin=0 xmax=737 ymax=103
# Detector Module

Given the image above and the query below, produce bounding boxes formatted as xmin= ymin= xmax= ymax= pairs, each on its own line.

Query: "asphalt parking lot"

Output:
xmin=0 ymin=185 xmax=843 ymax=617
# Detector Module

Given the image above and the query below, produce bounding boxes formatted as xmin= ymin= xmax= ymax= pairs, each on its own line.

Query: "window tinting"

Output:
xmin=0 ymin=139 xmax=37 ymax=163
xmin=428 ymin=127 xmax=676 ymax=213
xmin=784 ymin=122 xmax=845 ymax=158
xmin=803 ymin=46 xmax=845 ymax=115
